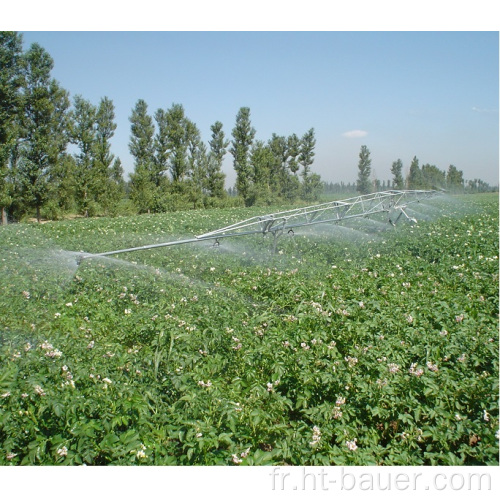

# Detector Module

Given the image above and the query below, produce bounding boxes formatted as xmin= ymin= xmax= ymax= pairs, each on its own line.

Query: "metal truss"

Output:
xmin=77 ymin=190 xmax=439 ymax=263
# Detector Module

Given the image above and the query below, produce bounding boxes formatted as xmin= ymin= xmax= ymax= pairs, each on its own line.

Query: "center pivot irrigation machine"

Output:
xmin=76 ymin=189 xmax=440 ymax=264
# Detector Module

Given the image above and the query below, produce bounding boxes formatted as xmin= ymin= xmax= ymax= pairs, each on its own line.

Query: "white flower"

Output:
xmin=267 ymin=382 xmax=274 ymax=392
xmin=57 ymin=446 xmax=68 ymax=457
xmin=345 ymin=356 xmax=358 ymax=367
xmin=34 ymin=385 xmax=46 ymax=396
xmin=1 ymin=392 xmax=11 ymax=398
xmin=231 ymin=454 xmax=242 ymax=464
xmin=388 ymin=363 xmax=400 ymax=374
xmin=426 ymin=361 xmax=439 ymax=372
xmin=346 ymin=439 xmax=358 ymax=451
xmin=310 ymin=426 xmax=322 ymax=447
xmin=333 ymin=406 xmax=343 ymax=419
xmin=6 ymin=452 xmax=17 ymax=460
xmin=483 ymin=410 xmax=490 ymax=422
xmin=409 ymin=363 xmax=424 ymax=377
xmin=124 ymin=309 xmax=131 ymax=315
xmin=65 ymin=302 xmax=72 ymax=307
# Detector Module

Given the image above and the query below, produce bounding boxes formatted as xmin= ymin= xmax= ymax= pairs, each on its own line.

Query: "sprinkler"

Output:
xmin=76 ymin=190 xmax=440 ymax=265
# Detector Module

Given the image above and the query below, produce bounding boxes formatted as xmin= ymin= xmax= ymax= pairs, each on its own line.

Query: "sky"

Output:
xmin=16 ymin=29 xmax=499 ymax=188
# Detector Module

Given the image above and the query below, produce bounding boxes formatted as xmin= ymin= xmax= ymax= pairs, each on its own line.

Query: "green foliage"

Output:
xmin=0 ymin=194 xmax=497 ymax=465
xmin=356 ymin=145 xmax=372 ymax=195
xmin=391 ymin=159 xmax=404 ymax=190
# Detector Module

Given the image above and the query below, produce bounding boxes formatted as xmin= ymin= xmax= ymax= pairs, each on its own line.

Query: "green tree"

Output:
xmin=299 ymin=128 xmax=316 ymax=179
xmin=299 ymin=128 xmax=317 ymax=200
xmin=18 ymin=43 xmax=70 ymax=222
xmin=356 ymin=145 xmax=372 ymax=194
xmin=446 ymin=164 xmax=464 ymax=192
xmin=248 ymin=140 xmax=273 ymax=205
xmin=268 ymin=133 xmax=289 ymax=196
xmin=129 ymin=99 xmax=156 ymax=213
xmin=207 ymin=121 xmax=228 ymax=199
xmin=153 ymin=108 xmax=169 ymax=183
xmin=287 ymin=133 xmax=301 ymax=175
xmin=421 ymin=163 xmax=446 ymax=190
xmin=390 ymin=158 xmax=404 ymax=190
xmin=230 ymin=107 xmax=255 ymax=205
xmin=0 ymin=31 xmax=23 ymax=224
xmin=69 ymin=95 xmax=97 ymax=216
xmin=94 ymin=96 xmax=120 ymax=213
xmin=166 ymin=103 xmax=189 ymax=184
xmin=407 ymin=156 xmax=423 ymax=189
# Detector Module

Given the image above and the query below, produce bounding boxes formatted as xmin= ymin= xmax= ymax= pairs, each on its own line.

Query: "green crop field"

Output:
xmin=0 ymin=194 xmax=498 ymax=465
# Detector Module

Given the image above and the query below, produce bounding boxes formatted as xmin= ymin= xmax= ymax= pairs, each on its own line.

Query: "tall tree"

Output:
xmin=0 ymin=31 xmax=23 ymax=224
xmin=390 ymin=158 xmax=404 ymax=190
xmin=287 ymin=133 xmax=301 ymax=175
xmin=70 ymin=95 xmax=97 ymax=216
xmin=166 ymin=103 xmax=189 ymax=184
xmin=230 ymin=107 xmax=255 ymax=204
xmin=18 ymin=43 xmax=70 ymax=222
xmin=153 ymin=107 xmax=170 ymax=185
xmin=299 ymin=128 xmax=317 ymax=200
xmin=407 ymin=156 xmax=423 ymax=189
xmin=207 ymin=120 xmax=228 ymax=199
xmin=129 ymin=99 xmax=156 ymax=213
xmin=299 ymin=128 xmax=316 ymax=179
xmin=421 ymin=163 xmax=446 ymax=189
xmin=446 ymin=164 xmax=464 ymax=192
xmin=356 ymin=145 xmax=372 ymax=194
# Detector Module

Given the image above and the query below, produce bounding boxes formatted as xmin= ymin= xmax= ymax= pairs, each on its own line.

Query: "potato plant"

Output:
xmin=0 ymin=194 xmax=498 ymax=465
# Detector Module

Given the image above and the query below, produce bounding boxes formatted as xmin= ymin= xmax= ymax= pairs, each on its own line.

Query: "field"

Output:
xmin=0 ymin=194 xmax=498 ymax=465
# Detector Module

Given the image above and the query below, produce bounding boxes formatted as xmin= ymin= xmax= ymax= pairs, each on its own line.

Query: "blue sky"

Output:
xmin=20 ymin=30 xmax=499 ymax=186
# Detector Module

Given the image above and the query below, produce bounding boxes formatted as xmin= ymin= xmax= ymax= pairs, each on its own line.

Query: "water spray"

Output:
xmin=76 ymin=190 xmax=440 ymax=265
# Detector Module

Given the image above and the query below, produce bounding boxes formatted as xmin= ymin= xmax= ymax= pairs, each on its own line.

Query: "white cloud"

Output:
xmin=472 ymin=106 xmax=497 ymax=114
xmin=341 ymin=130 xmax=368 ymax=138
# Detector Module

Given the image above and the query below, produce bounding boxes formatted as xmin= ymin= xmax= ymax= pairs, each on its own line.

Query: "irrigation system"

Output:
xmin=76 ymin=189 xmax=440 ymax=264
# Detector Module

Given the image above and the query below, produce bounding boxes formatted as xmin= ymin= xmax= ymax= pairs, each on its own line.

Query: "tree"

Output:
xmin=287 ymin=133 xmax=301 ymax=175
xmin=18 ymin=43 xmax=70 ymax=222
xmin=421 ymin=163 xmax=446 ymax=190
xmin=390 ymin=159 xmax=404 ymax=190
xmin=407 ymin=156 xmax=423 ymax=189
xmin=69 ymin=95 xmax=97 ymax=216
xmin=0 ymin=31 xmax=23 ymax=224
xmin=230 ymin=107 xmax=255 ymax=204
xmin=248 ymin=140 xmax=273 ymax=205
xmin=95 ymin=96 xmax=119 ymax=212
xmin=129 ymin=99 xmax=156 ymax=213
xmin=165 ymin=103 xmax=189 ymax=184
xmin=356 ymin=145 xmax=372 ymax=194
xmin=299 ymin=128 xmax=316 ymax=179
xmin=207 ymin=120 xmax=228 ymax=199
xmin=153 ymin=108 xmax=170 ymax=185
xmin=446 ymin=164 xmax=464 ymax=192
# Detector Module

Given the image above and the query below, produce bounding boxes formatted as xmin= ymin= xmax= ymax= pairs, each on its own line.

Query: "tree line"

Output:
xmin=1 ymin=32 xmax=495 ymax=224
xmin=0 ymin=32 xmax=323 ymax=223
xmin=355 ymin=145 xmax=496 ymax=195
